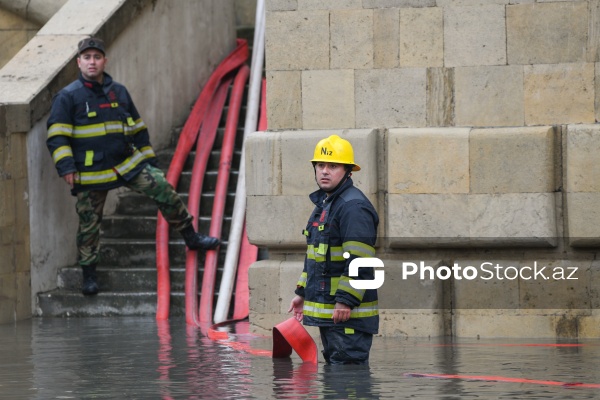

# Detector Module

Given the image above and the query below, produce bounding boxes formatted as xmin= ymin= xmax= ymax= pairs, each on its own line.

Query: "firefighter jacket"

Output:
xmin=295 ymin=178 xmax=380 ymax=334
xmin=46 ymin=72 xmax=157 ymax=194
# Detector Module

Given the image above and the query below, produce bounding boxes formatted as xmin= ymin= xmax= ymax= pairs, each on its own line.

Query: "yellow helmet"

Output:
xmin=310 ymin=135 xmax=361 ymax=171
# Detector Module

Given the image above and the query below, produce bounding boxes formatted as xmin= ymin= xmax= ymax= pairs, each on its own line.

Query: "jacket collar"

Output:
xmin=78 ymin=72 xmax=113 ymax=92
xmin=309 ymin=177 xmax=354 ymax=206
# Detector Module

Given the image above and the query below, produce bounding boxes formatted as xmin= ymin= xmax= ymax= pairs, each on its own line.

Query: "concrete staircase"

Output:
xmin=37 ymin=101 xmax=246 ymax=317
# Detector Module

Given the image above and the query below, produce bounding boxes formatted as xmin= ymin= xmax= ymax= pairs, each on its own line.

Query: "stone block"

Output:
xmin=279 ymin=261 xmax=304 ymax=313
xmin=427 ymin=68 xmax=454 ymax=126
xmin=565 ymin=124 xmax=600 ymax=192
xmin=566 ymin=192 xmax=600 ymax=247
xmin=8 ymin=134 xmax=27 ymax=180
xmin=245 ymin=131 xmax=282 ymax=196
xmin=0 ymin=276 xmax=16 ymax=323
xmin=378 ymin=259 xmax=445 ymax=310
xmin=579 ymin=311 xmax=600 ymax=338
xmin=265 ymin=10 xmax=329 ymax=71
xmin=387 ymin=193 xmax=557 ymax=247
xmin=378 ymin=310 xmax=446 ymax=337
xmin=387 ymin=128 xmax=470 ymax=194
xmin=356 ymin=68 xmax=426 ymax=128
xmin=453 ymin=310 xmax=557 ymax=338
xmin=455 ymin=65 xmax=524 ymax=127
xmin=246 ymin=195 xmax=311 ymax=247
xmin=266 ymin=71 xmax=302 ymax=130
xmin=15 ymin=271 xmax=31 ymax=320
xmin=301 ymin=70 xmax=355 ymax=129
xmin=399 ymin=7 xmax=443 ymax=67
xmin=519 ymin=259 xmax=592 ymax=309
xmin=387 ymin=194 xmax=470 ymax=246
xmin=249 ymin=260 xmax=282 ymax=314
xmin=373 ymin=8 xmax=399 ymax=69
xmin=0 ymin=180 xmax=15 ymax=228
xmin=443 ymin=5 xmax=506 ymax=67
xmin=524 ymin=63 xmax=595 ymax=125
xmin=469 ymin=193 xmax=557 ymax=245
xmin=330 ymin=10 xmax=373 ymax=70
xmin=3 ymin=105 xmax=30 ymax=137
xmin=0 ymin=244 xmax=15 ymax=274
xmin=470 ymin=126 xmax=556 ymax=193
xmin=507 ymin=2 xmax=588 ymax=65
xmin=297 ymin=0 xmax=361 ymax=9
xmin=453 ymin=259 xmax=520 ymax=309
xmin=363 ymin=0 xmax=436 ymax=7
xmin=266 ymin=0 xmax=297 ymax=11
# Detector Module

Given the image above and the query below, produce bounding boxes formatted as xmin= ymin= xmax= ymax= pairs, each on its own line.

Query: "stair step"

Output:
xmin=177 ymin=170 xmax=239 ymax=194
xmin=37 ymin=290 xmax=183 ymax=317
xmin=97 ymin=239 xmax=229 ymax=268
xmin=37 ymin=289 xmax=233 ymax=318
xmin=100 ymin=216 xmax=232 ymax=240
xmin=99 ymin=239 xmax=186 ymax=266
xmin=58 ymin=266 xmax=227 ymax=292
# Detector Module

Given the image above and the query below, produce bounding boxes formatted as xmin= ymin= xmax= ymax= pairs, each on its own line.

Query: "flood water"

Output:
xmin=1 ymin=316 xmax=599 ymax=399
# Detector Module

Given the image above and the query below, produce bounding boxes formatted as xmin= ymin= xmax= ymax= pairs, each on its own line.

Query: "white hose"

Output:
xmin=213 ymin=0 xmax=265 ymax=323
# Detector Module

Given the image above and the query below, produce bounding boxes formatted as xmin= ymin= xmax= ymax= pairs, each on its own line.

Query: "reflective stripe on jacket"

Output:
xmin=46 ymin=73 xmax=157 ymax=193
xmin=295 ymin=178 xmax=380 ymax=334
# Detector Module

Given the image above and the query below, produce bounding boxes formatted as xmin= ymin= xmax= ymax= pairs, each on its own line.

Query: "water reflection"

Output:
xmin=0 ymin=317 xmax=599 ymax=399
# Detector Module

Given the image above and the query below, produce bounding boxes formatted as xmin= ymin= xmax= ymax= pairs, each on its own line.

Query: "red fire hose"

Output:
xmin=198 ymin=64 xmax=250 ymax=324
xmin=156 ymin=39 xmax=248 ymax=320
xmin=184 ymin=78 xmax=232 ymax=326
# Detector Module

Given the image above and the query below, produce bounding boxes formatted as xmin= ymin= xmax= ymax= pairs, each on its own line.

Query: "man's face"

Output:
xmin=77 ymin=49 xmax=106 ymax=83
xmin=315 ymin=162 xmax=347 ymax=193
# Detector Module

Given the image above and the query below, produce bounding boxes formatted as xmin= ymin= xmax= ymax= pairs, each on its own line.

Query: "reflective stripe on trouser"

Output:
xmin=319 ymin=326 xmax=373 ymax=365
xmin=75 ymin=164 xmax=192 ymax=266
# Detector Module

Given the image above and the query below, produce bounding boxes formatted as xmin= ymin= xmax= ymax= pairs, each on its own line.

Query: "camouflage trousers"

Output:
xmin=76 ymin=164 xmax=192 ymax=267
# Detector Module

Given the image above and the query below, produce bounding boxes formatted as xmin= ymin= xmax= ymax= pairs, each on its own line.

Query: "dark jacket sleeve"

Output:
xmin=46 ymin=91 xmax=77 ymax=177
xmin=335 ymin=201 xmax=379 ymax=307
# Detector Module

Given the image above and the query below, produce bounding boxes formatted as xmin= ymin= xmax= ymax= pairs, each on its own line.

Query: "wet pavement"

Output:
xmin=1 ymin=316 xmax=599 ymax=399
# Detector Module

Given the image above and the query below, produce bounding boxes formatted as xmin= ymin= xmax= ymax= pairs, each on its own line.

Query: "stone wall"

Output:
xmin=246 ymin=0 xmax=600 ymax=338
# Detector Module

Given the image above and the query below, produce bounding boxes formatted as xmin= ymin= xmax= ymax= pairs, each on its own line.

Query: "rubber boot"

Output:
xmin=81 ymin=265 xmax=99 ymax=296
xmin=180 ymin=225 xmax=220 ymax=250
